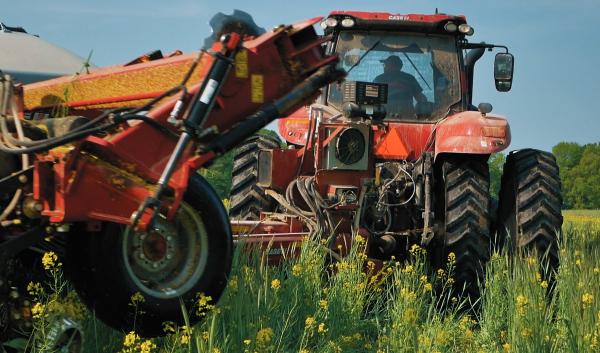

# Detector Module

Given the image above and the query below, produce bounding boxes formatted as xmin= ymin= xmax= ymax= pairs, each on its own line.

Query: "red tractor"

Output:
xmin=229 ymin=11 xmax=563 ymax=300
xmin=0 ymin=13 xmax=343 ymax=339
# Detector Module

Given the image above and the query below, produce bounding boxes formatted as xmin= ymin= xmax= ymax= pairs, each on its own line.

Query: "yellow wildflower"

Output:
xmin=42 ymin=251 xmax=61 ymax=270
xmin=582 ymin=293 xmax=594 ymax=307
xmin=540 ymin=281 xmax=549 ymax=289
xmin=594 ymin=267 xmax=600 ymax=274
xmin=162 ymin=322 xmax=176 ymax=334
xmin=516 ymin=295 xmax=528 ymax=316
xmin=292 ymin=264 xmax=302 ymax=276
xmin=243 ymin=339 xmax=251 ymax=346
xmin=271 ymin=279 xmax=281 ymax=290
xmin=130 ymin=292 xmax=145 ymax=306
xmin=503 ymin=343 xmax=511 ymax=352
xmin=27 ymin=282 xmax=43 ymax=296
xmin=447 ymin=252 xmax=456 ymax=264
xmin=419 ymin=275 xmax=428 ymax=284
xmin=402 ymin=264 xmax=414 ymax=274
xmin=180 ymin=326 xmax=193 ymax=345
xmin=123 ymin=331 xmax=140 ymax=348
xmin=180 ymin=334 xmax=190 ymax=345
xmin=319 ymin=299 xmax=328 ymax=310
xmin=305 ymin=316 xmax=316 ymax=327
xmin=255 ymin=327 xmax=274 ymax=347
xmin=139 ymin=340 xmax=156 ymax=353
xmin=229 ymin=276 xmax=238 ymax=290
xmin=196 ymin=293 xmax=215 ymax=317
xmin=437 ymin=268 xmax=446 ymax=277
xmin=31 ymin=302 xmax=45 ymax=319
xmin=424 ymin=283 xmax=433 ymax=292
xmin=521 ymin=328 xmax=532 ymax=338
xmin=318 ymin=323 xmax=328 ymax=334
xmin=212 ymin=348 xmax=221 ymax=353
xmin=201 ymin=330 xmax=209 ymax=341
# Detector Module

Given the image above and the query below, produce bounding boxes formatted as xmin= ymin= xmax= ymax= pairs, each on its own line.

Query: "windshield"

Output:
xmin=328 ymin=31 xmax=461 ymax=122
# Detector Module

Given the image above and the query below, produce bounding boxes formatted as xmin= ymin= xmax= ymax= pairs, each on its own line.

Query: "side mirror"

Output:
xmin=494 ymin=52 xmax=514 ymax=92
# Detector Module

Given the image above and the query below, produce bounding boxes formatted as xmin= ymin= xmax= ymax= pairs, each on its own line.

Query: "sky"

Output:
xmin=4 ymin=0 xmax=600 ymax=152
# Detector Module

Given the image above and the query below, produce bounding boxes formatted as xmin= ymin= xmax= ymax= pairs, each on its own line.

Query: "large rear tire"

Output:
xmin=67 ymin=174 xmax=232 ymax=337
xmin=436 ymin=156 xmax=491 ymax=302
xmin=496 ymin=149 xmax=562 ymax=276
xmin=229 ymin=134 xmax=280 ymax=220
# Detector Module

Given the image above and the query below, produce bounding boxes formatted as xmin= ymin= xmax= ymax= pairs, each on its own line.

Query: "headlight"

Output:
xmin=444 ymin=22 xmax=458 ymax=33
xmin=458 ymin=24 xmax=474 ymax=36
xmin=341 ymin=18 xmax=355 ymax=28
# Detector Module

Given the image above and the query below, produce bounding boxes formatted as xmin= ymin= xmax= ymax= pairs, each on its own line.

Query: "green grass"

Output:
xmin=9 ymin=217 xmax=600 ymax=353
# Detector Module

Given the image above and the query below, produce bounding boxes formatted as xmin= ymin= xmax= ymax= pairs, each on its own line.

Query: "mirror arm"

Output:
xmin=460 ymin=42 xmax=509 ymax=53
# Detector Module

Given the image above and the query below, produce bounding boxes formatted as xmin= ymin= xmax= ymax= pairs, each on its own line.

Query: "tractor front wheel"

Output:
xmin=435 ymin=155 xmax=491 ymax=303
xmin=496 ymin=149 xmax=562 ymax=276
xmin=67 ymin=174 xmax=232 ymax=337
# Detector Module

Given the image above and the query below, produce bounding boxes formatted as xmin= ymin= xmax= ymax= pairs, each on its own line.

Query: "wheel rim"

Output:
xmin=122 ymin=203 xmax=209 ymax=299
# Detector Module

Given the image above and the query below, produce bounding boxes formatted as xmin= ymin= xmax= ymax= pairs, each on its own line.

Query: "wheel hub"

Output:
xmin=131 ymin=220 xmax=176 ymax=272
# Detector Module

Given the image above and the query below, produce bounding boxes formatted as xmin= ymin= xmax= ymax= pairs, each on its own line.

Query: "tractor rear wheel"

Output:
xmin=229 ymin=134 xmax=280 ymax=220
xmin=436 ymin=156 xmax=491 ymax=302
xmin=67 ymin=174 xmax=232 ymax=337
xmin=496 ymin=149 xmax=562 ymax=276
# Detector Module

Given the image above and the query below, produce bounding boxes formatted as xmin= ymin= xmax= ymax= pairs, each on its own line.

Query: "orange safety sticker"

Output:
xmin=235 ymin=50 xmax=249 ymax=78
xmin=251 ymin=74 xmax=264 ymax=103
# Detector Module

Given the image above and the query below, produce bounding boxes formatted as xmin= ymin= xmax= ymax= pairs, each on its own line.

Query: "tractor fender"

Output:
xmin=434 ymin=111 xmax=511 ymax=159
xmin=278 ymin=106 xmax=310 ymax=146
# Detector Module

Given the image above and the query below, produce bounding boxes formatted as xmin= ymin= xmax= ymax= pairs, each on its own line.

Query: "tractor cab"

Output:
xmin=321 ymin=11 xmax=514 ymax=122
xmin=278 ymin=12 xmax=515 ymax=146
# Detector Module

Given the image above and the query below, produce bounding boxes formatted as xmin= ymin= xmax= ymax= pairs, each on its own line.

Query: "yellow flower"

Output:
xmin=305 ymin=316 xmax=315 ymax=327
xmin=42 ymin=251 xmax=61 ymax=270
xmin=582 ymin=293 xmax=594 ymax=307
xmin=292 ymin=264 xmax=302 ymax=276
xmin=503 ymin=343 xmax=511 ymax=352
xmin=319 ymin=299 xmax=328 ymax=310
xmin=201 ymin=330 xmax=209 ymax=341
xmin=594 ymin=267 xmax=600 ymax=274
xmin=318 ymin=323 xmax=328 ymax=334
xmin=180 ymin=334 xmax=190 ymax=345
xmin=540 ymin=281 xmax=549 ymax=289
xmin=516 ymin=295 xmax=528 ymax=316
xmin=229 ymin=276 xmax=238 ymax=290
xmin=521 ymin=328 xmax=532 ymax=338
xmin=180 ymin=326 xmax=193 ymax=345
xmin=130 ymin=292 xmax=145 ymax=306
xmin=212 ymin=348 xmax=221 ymax=353
xmin=271 ymin=279 xmax=281 ymax=290
xmin=355 ymin=234 xmax=365 ymax=244
xmin=255 ymin=327 xmax=274 ymax=347
xmin=424 ymin=283 xmax=433 ymax=292
xmin=139 ymin=340 xmax=156 ymax=353
xmin=27 ymin=282 xmax=43 ymax=296
xmin=419 ymin=275 xmax=428 ymax=284
xmin=447 ymin=252 xmax=456 ymax=264
xmin=162 ymin=322 xmax=176 ymax=334
xmin=243 ymin=339 xmax=251 ymax=346
xmin=31 ymin=302 xmax=45 ymax=319
xmin=437 ymin=268 xmax=446 ymax=277
xmin=402 ymin=265 xmax=414 ymax=274
xmin=123 ymin=331 xmax=140 ymax=347
xmin=196 ymin=293 xmax=215 ymax=317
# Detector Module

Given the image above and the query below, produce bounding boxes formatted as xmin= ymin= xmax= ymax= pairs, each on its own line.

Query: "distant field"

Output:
xmin=563 ymin=209 xmax=600 ymax=226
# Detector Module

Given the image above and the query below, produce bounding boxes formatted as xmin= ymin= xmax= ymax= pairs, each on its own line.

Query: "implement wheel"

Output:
xmin=67 ymin=174 xmax=232 ymax=337
xmin=497 ymin=149 xmax=562 ymax=276
xmin=229 ymin=134 xmax=280 ymax=220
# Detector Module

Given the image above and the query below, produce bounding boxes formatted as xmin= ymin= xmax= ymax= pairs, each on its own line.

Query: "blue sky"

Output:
xmin=4 ymin=0 xmax=600 ymax=151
